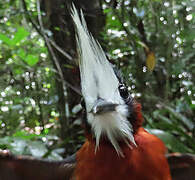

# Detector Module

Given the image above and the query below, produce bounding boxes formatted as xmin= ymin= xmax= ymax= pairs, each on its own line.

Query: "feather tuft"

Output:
xmin=71 ymin=4 xmax=136 ymax=156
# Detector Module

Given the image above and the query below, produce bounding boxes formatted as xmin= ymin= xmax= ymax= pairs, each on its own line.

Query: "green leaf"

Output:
xmin=103 ymin=8 xmax=112 ymax=14
xmin=18 ymin=49 xmax=39 ymax=66
xmin=0 ymin=33 xmax=13 ymax=46
xmin=24 ymin=54 xmax=39 ymax=66
xmin=10 ymin=138 xmax=27 ymax=155
xmin=12 ymin=27 xmax=29 ymax=45
xmin=0 ymin=27 xmax=29 ymax=46
xmin=13 ymin=131 xmax=43 ymax=140
xmin=54 ymin=27 xmax=60 ymax=31
xmin=146 ymin=51 xmax=156 ymax=71
xmin=163 ymin=106 xmax=194 ymax=130
xmin=13 ymin=66 xmax=24 ymax=75
xmin=18 ymin=49 xmax=26 ymax=59
xmin=27 ymin=141 xmax=47 ymax=158
xmin=47 ymin=151 xmax=63 ymax=160
xmin=180 ymin=30 xmax=195 ymax=41
xmin=149 ymin=129 xmax=192 ymax=153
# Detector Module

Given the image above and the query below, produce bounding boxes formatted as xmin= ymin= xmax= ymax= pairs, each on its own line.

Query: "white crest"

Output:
xmin=71 ymin=4 xmax=135 ymax=156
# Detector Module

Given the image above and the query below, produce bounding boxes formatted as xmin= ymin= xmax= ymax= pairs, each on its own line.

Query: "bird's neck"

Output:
xmin=129 ymin=102 xmax=144 ymax=133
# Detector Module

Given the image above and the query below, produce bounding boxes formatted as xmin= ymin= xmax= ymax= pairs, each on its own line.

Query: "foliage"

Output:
xmin=103 ymin=0 xmax=195 ymax=153
xmin=0 ymin=130 xmax=64 ymax=160
xmin=0 ymin=0 xmax=194 ymax=158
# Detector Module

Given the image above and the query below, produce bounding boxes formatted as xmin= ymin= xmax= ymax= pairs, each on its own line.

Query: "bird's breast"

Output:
xmin=74 ymin=127 xmax=171 ymax=180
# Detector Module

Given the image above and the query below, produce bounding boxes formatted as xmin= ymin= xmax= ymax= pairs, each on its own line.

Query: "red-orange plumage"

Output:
xmin=75 ymin=103 xmax=171 ymax=180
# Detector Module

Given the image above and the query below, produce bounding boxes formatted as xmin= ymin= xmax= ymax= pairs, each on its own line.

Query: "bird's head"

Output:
xmin=71 ymin=5 xmax=141 ymax=156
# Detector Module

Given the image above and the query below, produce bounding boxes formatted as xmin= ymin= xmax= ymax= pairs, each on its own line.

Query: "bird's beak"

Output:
xmin=91 ymin=98 xmax=118 ymax=115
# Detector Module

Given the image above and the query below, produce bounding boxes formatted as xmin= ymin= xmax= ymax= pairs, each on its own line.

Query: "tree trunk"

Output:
xmin=40 ymin=0 xmax=105 ymax=140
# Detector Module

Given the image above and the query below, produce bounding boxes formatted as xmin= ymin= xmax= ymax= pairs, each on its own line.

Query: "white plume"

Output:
xmin=71 ymin=4 xmax=135 ymax=156
xmin=71 ymin=5 xmax=122 ymax=111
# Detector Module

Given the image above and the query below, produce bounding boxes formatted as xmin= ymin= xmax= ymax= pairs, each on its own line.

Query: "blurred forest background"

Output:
xmin=0 ymin=0 xmax=194 ymax=160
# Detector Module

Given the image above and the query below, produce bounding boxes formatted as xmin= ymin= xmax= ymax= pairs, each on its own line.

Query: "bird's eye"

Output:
xmin=118 ymin=84 xmax=129 ymax=99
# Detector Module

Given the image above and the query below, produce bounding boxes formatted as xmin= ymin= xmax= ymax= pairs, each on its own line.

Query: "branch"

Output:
xmin=0 ymin=150 xmax=75 ymax=180
xmin=21 ymin=0 xmax=73 ymax=62
xmin=21 ymin=0 xmax=81 ymax=96
xmin=167 ymin=153 xmax=195 ymax=180
xmin=1 ymin=150 xmax=195 ymax=180
xmin=48 ymin=39 xmax=73 ymax=61
xmin=36 ymin=0 xmax=71 ymax=120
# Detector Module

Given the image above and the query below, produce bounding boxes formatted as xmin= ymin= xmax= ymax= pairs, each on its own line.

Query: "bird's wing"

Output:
xmin=166 ymin=153 xmax=195 ymax=180
xmin=0 ymin=150 xmax=76 ymax=180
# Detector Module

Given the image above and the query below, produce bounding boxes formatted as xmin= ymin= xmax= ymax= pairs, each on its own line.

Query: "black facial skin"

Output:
xmin=80 ymin=98 xmax=91 ymax=132
xmin=118 ymin=84 xmax=129 ymax=99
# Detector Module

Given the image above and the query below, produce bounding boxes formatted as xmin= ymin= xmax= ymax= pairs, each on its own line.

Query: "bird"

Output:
xmin=70 ymin=5 xmax=171 ymax=180
xmin=0 ymin=4 xmax=174 ymax=180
